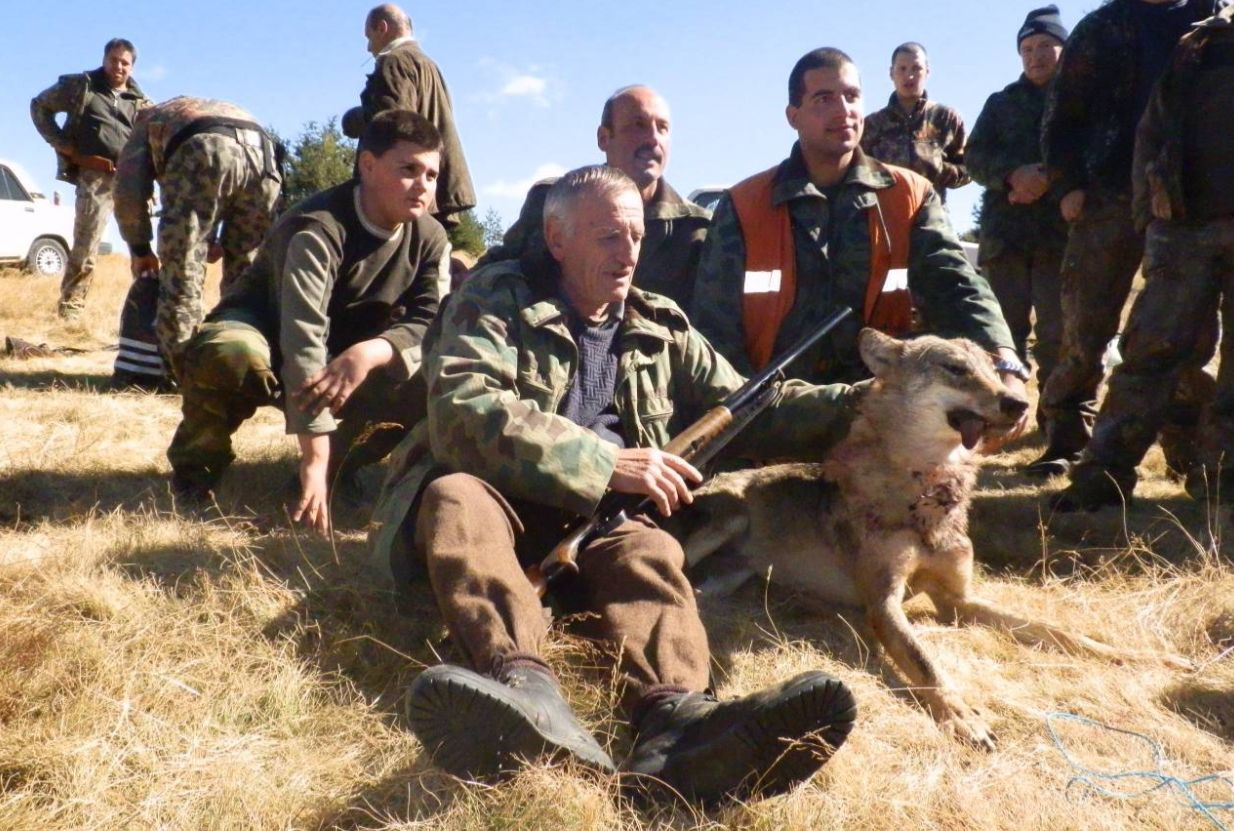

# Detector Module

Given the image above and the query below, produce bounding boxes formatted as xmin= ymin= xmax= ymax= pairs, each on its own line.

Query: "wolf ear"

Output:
xmin=858 ymin=328 xmax=904 ymax=376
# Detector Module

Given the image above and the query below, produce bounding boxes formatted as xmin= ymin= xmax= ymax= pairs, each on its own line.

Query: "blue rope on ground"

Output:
xmin=1046 ymin=711 xmax=1234 ymax=830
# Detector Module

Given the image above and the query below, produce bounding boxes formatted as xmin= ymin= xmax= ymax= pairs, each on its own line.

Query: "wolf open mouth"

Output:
xmin=946 ymin=409 xmax=987 ymax=450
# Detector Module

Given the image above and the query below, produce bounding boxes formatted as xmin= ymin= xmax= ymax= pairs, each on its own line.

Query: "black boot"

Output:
xmin=623 ymin=672 xmax=856 ymax=805
xmin=1048 ymin=463 xmax=1133 ymax=513
xmin=1024 ymin=410 xmax=1091 ymax=477
xmin=406 ymin=663 xmax=615 ymax=779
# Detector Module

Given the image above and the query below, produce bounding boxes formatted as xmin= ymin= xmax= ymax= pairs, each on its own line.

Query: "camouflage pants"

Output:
xmin=167 ymin=319 xmax=420 ymax=487
xmin=58 ymin=168 xmax=114 ymax=315
xmin=412 ymin=472 xmax=711 ymax=712
xmin=1038 ymin=194 xmax=1145 ymax=452
xmin=982 ymin=243 xmax=1065 ymax=396
xmin=1073 ymin=218 xmax=1230 ymax=488
xmin=152 ymin=132 xmax=280 ymax=375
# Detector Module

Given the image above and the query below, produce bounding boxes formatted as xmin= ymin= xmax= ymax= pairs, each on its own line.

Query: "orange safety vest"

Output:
xmin=729 ymin=163 xmax=930 ymax=370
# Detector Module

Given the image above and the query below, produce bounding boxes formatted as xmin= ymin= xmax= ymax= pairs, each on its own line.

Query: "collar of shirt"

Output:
xmin=378 ymin=35 xmax=416 ymax=57
xmin=352 ymin=184 xmax=406 ymax=241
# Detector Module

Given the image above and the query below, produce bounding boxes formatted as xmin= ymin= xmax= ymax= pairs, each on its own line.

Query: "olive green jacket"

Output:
xmin=368 ymin=252 xmax=862 ymax=572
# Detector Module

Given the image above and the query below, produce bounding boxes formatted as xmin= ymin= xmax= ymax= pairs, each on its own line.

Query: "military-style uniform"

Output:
xmin=341 ymin=37 xmax=474 ymax=224
xmin=369 ymin=251 xmax=861 ymax=706
xmin=476 ymin=177 xmax=711 ymax=310
xmin=168 ymin=181 xmax=447 ymax=492
xmin=967 ymin=74 xmax=1068 ymax=395
xmin=1036 ymin=0 xmax=1226 ymax=459
xmin=1059 ymin=9 xmax=1234 ymax=504
xmin=30 ymin=67 xmax=149 ymax=316
xmin=112 ymin=96 xmax=283 ymax=384
xmin=860 ymin=92 xmax=970 ymax=201
xmin=689 ymin=144 xmax=1012 ymax=384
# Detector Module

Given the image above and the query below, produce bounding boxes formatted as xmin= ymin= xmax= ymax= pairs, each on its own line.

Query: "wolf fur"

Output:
xmin=676 ymin=329 xmax=1189 ymax=749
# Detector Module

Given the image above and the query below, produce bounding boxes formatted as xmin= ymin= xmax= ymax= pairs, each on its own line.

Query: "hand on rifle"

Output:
xmin=608 ymin=448 xmax=703 ymax=517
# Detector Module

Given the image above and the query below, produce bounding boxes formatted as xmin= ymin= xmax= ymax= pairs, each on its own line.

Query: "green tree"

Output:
xmin=448 ymin=210 xmax=487 ymax=256
xmin=481 ymin=208 xmax=506 ymax=248
xmin=272 ymin=119 xmax=356 ymax=210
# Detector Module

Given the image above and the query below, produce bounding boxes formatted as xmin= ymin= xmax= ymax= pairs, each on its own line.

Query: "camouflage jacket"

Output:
xmin=690 ymin=144 xmax=1013 ymax=384
xmin=1133 ymin=8 xmax=1234 ymax=230
xmin=341 ymin=38 xmax=475 ymax=220
xmin=30 ymin=67 xmax=148 ymax=183
xmin=368 ymin=251 xmax=863 ymax=571
xmin=477 ymin=177 xmax=711 ymax=309
xmin=114 ymin=97 xmax=271 ymax=256
xmin=1042 ymin=0 xmax=1226 ymax=197
xmin=966 ymin=75 xmax=1068 ymax=260
xmin=860 ymin=92 xmax=970 ymax=199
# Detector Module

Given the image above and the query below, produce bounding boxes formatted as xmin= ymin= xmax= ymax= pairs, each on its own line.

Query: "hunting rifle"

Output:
xmin=526 ymin=305 xmax=855 ymax=597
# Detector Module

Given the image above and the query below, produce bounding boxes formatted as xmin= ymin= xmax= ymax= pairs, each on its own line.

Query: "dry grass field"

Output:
xmin=1 ymin=256 xmax=1232 ymax=830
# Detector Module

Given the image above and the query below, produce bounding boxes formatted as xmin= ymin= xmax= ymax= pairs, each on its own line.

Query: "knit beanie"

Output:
xmin=1018 ymin=5 xmax=1069 ymax=48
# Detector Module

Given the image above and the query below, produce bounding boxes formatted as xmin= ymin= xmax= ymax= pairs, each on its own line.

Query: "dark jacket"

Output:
xmin=967 ymin=75 xmax=1068 ymax=260
xmin=342 ymin=39 xmax=476 ymax=220
xmin=30 ymin=67 xmax=148 ymax=183
xmin=1133 ymin=8 xmax=1234 ymax=229
xmin=1042 ymin=0 xmax=1226 ymax=197
xmin=477 ymin=177 xmax=711 ymax=309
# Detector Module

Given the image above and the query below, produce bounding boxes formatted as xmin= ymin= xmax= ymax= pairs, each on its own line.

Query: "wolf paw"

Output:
xmin=938 ymin=707 xmax=997 ymax=752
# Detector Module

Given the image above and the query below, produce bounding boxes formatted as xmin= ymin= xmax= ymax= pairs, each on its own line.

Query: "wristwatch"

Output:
xmin=993 ymin=357 xmax=1031 ymax=382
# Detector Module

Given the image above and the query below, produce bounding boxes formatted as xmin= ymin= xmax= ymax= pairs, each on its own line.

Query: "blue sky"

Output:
xmin=0 ymin=1 xmax=1094 ymax=245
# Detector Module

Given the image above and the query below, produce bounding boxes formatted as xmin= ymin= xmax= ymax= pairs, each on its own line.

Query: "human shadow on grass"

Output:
xmin=970 ymin=466 xmax=1231 ymax=575
xmin=0 ymin=456 xmax=301 ymax=525
xmin=1161 ymin=681 xmax=1234 ymax=744
xmin=0 ymin=367 xmax=116 ymax=392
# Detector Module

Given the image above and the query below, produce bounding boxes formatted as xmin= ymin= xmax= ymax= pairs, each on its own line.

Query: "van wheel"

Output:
xmin=26 ymin=237 xmax=69 ymax=278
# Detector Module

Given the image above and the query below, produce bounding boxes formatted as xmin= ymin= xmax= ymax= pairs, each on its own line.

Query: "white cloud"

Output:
xmin=482 ymin=163 xmax=567 ymax=200
xmin=140 ymin=65 xmax=168 ymax=82
xmin=500 ymin=75 xmax=548 ymax=101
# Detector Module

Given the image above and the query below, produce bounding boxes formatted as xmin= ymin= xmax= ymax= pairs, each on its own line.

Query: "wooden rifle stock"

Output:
xmin=528 ymin=305 xmax=854 ymax=596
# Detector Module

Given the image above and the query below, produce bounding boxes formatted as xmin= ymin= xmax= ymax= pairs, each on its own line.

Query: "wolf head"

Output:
xmin=858 ymin=329 xmax=1029 ymax=454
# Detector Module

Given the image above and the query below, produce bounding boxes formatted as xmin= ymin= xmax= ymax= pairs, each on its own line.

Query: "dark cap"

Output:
xmin=1018 ymin=5 xmax=1068 ymax=48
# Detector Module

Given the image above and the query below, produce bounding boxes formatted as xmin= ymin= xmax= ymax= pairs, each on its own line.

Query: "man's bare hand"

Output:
xmin=1007 ymin=164 xmax=1050 ymax=205
xmin=291 ymin=338 xmax=393 ymax=418
xmin=1060 ymin=189 xmax=1086 ymax=223
xmin=608 ymin=447 xmax=703 ymax=517
xmin=981 ymin=373 xmax=1030 ymax=454
xmin=131 ymin=253 xmax=160 ymax=279
xmin=292 ymin=434 xmax=331 ymax=536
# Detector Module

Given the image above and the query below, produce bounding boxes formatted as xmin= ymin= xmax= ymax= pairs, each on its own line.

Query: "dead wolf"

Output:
xmin=675 ymin=329 xmax=1189 ymax=749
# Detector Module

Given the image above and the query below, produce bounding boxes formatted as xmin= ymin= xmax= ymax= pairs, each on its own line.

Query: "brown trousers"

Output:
xmin=412 ymin=472 xmax=711 ymax=711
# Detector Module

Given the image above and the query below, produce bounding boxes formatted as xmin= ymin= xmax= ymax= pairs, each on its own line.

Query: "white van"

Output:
xmin=0 ymin=159 xmax=76 ymax=278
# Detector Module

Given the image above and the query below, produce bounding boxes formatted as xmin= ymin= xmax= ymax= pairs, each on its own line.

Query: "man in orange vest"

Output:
xmin=691 ymin=47 xmax=1026 ymax=418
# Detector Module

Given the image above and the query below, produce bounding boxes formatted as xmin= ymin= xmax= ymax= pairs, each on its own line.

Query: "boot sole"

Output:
xmin=406 ymin=668 xmax=614 ymax=779
xmin=731 ymin=674 xmax=857 ymax=800
xmin=634 ymin=673 xmax=857 ymax=804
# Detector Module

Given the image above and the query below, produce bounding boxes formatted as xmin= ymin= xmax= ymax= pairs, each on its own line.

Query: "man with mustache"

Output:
xmin=478 ymin=85 xmax=711 ymax=309
xmin=166 ymin=110 xmax=448 ymax=533
xmin=30 ymin=38 xmax=149 ymax=320
xmin=691 ymin=47 xmax=1024 ymax=422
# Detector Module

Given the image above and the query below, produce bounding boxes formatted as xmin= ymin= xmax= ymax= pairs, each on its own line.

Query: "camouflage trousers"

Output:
xmin=117 ymin=132 xmax=280 ymax=383
xmin=167 ymin=319 xmax=420 ymax=488
xmin=1038 ymin=194 xmax=1146 ymax=452
xmin=58 ymin=168 xmax=114 ymax=316
xmin=1072 ymin=218 xmax=1231 ymax=490
xmin=411 ymin=472 xmax=711 ymax=712
xmin=982 ymin=242 xmax=1065 ymax=400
